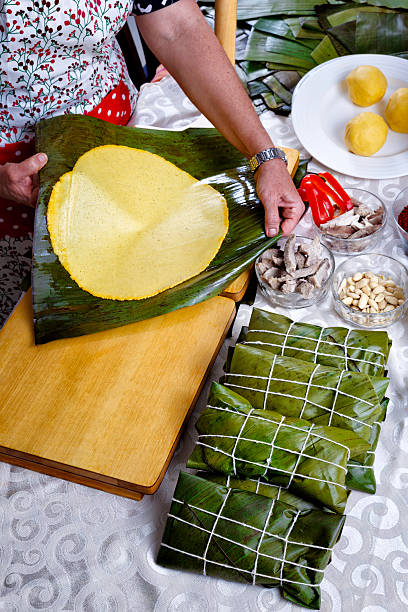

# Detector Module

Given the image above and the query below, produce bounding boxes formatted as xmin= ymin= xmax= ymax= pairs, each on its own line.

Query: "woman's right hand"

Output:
xmin=0 ymin=153 xmax=48 ymax=206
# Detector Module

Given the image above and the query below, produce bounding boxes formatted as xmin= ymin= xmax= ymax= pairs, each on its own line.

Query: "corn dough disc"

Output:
xmin=47 ymin=145 xmax=229 ymax=300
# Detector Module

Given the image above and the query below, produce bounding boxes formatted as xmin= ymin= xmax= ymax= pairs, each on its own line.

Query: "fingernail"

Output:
xmin=38 ymin=153 xmax=47 ymax=163
xmin=267 ymin=227 xmax=278 ymax=236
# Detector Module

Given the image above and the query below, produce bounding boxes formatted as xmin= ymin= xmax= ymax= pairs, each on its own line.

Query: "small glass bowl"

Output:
xmin=332 ymin=253 xmax=408 ymax=328
xmin=255 ymin=235 xmax=335 ymax=308
xmin=392 ymin=185 xmax=408 ymax=245
xmin=313 ymin=188 xmax=387 ymax=256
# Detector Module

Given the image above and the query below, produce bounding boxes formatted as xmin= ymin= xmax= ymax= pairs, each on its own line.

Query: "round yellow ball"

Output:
xmin=385 ymin=88 xmax=408 ymax=133
xmin=344 ymin=112 xmax=388 ymax=156
xmin=346 ymin=65 xmax=387 ymax=107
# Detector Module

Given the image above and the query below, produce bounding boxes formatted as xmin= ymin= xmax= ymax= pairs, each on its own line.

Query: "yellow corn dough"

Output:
xmin=47 ymin=145 xmax=229 ymax=300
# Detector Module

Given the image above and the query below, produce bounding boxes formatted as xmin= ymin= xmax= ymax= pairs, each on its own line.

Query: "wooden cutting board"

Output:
xmin=0 ymin=291 xmax=235 ymax=499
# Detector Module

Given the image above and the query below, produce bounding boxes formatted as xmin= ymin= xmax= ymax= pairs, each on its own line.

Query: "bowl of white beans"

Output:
xmin=331 ymin=253 xmax=408 ymax=328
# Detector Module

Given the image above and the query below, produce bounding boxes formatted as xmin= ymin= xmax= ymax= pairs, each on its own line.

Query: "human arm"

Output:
xmin=0 ymin=153 xmax=48 ymax=206
xmin=136 ymin=0 xmax=304 ymax=236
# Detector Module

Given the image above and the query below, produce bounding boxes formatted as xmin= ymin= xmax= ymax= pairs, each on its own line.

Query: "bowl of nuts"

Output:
xmin=332 ymin=253 xmax=408 ymax=328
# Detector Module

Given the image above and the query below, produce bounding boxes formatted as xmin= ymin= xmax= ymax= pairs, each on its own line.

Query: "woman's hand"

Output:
xmin=255 ymin=159 xmax=305 ymax=237
xmin=0 ymin=153 xmax=48 ymax=206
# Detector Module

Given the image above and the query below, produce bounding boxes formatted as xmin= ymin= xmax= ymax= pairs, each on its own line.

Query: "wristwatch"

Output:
xmin=249 ymin=147 xmax=288 ymax=173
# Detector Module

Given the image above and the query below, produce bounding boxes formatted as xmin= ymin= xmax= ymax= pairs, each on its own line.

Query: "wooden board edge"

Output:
xmin=0 ymin=450 xmax=143 ymax=501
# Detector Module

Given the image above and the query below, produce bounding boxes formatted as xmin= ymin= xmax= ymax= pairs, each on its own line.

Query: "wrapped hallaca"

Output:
xmin=197 ymin=472 xmax=320 ymax=511
xmin=223 ymin=344 xmax=388 ymax=493
xmin=187 ymin=383 xmax=370 ymax=513
xmin=346 ymin=397 xmax=389 ymax=493
xmin=157 ymin=471 xmax=346 ymax=609
xmin=238 ymin=308 xmax=391 ymax=376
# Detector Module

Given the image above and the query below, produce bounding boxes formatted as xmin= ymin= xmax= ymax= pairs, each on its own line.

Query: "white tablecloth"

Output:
xmin=1 ymin=77 xmax=408 ymax=612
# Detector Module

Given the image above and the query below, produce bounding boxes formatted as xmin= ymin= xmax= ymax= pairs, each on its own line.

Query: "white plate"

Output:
xmin=292 ymin=54 xmax=408 ymax=179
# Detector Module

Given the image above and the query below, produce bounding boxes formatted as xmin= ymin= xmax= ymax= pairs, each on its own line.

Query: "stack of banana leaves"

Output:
xmin=157 ymin=315 xmax=391 ymax=607
xmin=199 ymin=0 xmax=408 ymax=115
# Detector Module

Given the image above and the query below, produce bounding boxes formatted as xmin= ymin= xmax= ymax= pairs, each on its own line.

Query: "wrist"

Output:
xmin=249 ymin=147 xmax=288 ymax=173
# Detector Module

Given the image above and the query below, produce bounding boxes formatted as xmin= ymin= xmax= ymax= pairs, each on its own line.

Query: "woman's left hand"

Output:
xmin=255 ymin=159 xmax=305 ymax=237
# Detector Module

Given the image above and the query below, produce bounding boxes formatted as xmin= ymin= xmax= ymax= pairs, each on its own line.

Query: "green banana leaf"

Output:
xmin=346 ymin=397 xmax=389 ymax=493
xmin=33 ymin=115 xmax=281 ymax=344
xmin=236 ymin=0 xmax=323 ymax=20
xmin=310 ymin=35 xmax=341 ymax=62
xmin=222 ymin=343 xmax=388 ymax=493
xmin=245 ymin=29 xmax=318 ymax=69
xmin=263 ymin=74 xmax=294 ymax=105
xmin=223 ymin=344 xmax=386 ymax=441
xmin=187 ymin=383 xmax=369 ymax=513
xmin=355 ymin=12 xmax=408 ymax=53
xmin=285 ymin=17 xmax=325 ymax=39
xmin=316 ymin=3 xmax=396 ymax=29
xmin=196 ymin=472 xmax=321 ymax=510
xmin=327 ymin=21 xmax=357 ymax=52
xmin=239 ymin=308 xmax=391 ymax=376
xmin=157 ymin=472 xmax=346 ymax=609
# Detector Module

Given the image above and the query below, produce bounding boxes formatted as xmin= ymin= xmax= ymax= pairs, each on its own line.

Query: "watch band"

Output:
xmin=249 ymin=147 xmax=288 ymax=173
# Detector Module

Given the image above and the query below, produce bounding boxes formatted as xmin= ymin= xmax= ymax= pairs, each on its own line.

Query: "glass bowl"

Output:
xmin=313 ymin=188 xmax=387 ymax=255
xmin=392 ymin=185 xmax=408 ymax=245
xmin=331 ymin=253 xmax=408 ymax=328
xmin=255 ymin=235 xmax=335 ymax=308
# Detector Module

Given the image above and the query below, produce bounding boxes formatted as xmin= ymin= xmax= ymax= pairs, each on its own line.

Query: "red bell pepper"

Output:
xmin=318 ymin=172 xmax=354 ymax=212
xmin=299 ymin=177 xmax=334 ymax=226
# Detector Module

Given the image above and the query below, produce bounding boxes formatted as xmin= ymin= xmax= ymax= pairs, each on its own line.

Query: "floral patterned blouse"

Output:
xmin=0 ymin=0 xmax=180 ymax=147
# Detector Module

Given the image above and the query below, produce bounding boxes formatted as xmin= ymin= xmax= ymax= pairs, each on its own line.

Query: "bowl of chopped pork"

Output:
xmin=255 ymin=234 xmax=335 ymax=308
xmin=312 ymin=188 xmax=386 ymax=255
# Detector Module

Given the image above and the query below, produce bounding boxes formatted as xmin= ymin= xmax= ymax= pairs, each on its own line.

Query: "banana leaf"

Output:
xmin=222 ymin=344 xmax=388 ymax=493
xmin=245 ymin=29 xmax=318 ymax=69
xmin=196 ymin=472 xmax=321 ymax=510
xmin=355 ymin=12 xmax=408 ymax=53
xmin=346 ymin=397 xmax=389 ymax=493
xmin=316 ymin=3 xmax=396 ymax=29
xmin=327 ymin=21 xmax=357 ymax=52
xmin=187 ymin=383 xmax=369 ymax=513
xmin=157 ymin=472 xmax=346 ymax=609
xmin=235 ymin=0 xmax=326 ymax=20
xmin=224 ymin=344 xmax=386 ymax=441
xmin=310 ymin=35 xmax=341 ymax=63
xmin=239 ymin=308 xmax=391 ymax=376
xmin=285 ymin=17 xmax=325 ymax=39
xmin=33 ymin=115 xmax=281 ymax=344
xmin=263 ymin=74 xmax=293 ymax=105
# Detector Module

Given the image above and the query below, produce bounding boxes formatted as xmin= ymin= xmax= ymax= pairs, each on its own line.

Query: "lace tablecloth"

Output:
xmin=1 ymin=77 xmax=408 ymax=612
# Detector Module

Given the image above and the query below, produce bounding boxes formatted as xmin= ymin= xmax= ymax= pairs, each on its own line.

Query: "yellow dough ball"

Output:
xmin=345 ymin=66 xmax=387 ymax=107
xmin=384 ymin=88 xmax=408 ymax=133
xmin=344 ymin=112 xmax=388 ymax=156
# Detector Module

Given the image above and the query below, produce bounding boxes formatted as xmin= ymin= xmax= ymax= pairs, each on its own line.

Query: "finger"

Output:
xmin=12 ymin=153 xmax=48 ymax=179
xmin=264 ymin=201 xmax=281 ymax=237
xmin=28 ymin=183 xmax=39 ymax=207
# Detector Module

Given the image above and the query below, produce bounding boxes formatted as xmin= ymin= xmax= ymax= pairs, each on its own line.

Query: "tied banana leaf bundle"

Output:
xmin=196 ymin=472 xmax=321 ymax=511
xmin=239 ymin=307 xmax=391 ymax=376
xmin=187 ymin=383 xmax=370 ymax=513
xmin=346 ymin=397 xmax=389 ymax=493
xmin=223 ymin=344 xmax=388 ymax=493
xmin=157 ymin=471 xmax=346 ymax=609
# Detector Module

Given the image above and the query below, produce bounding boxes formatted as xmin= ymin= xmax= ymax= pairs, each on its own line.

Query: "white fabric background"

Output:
xmin=1 ymin=77 xmax=408 ymax=612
